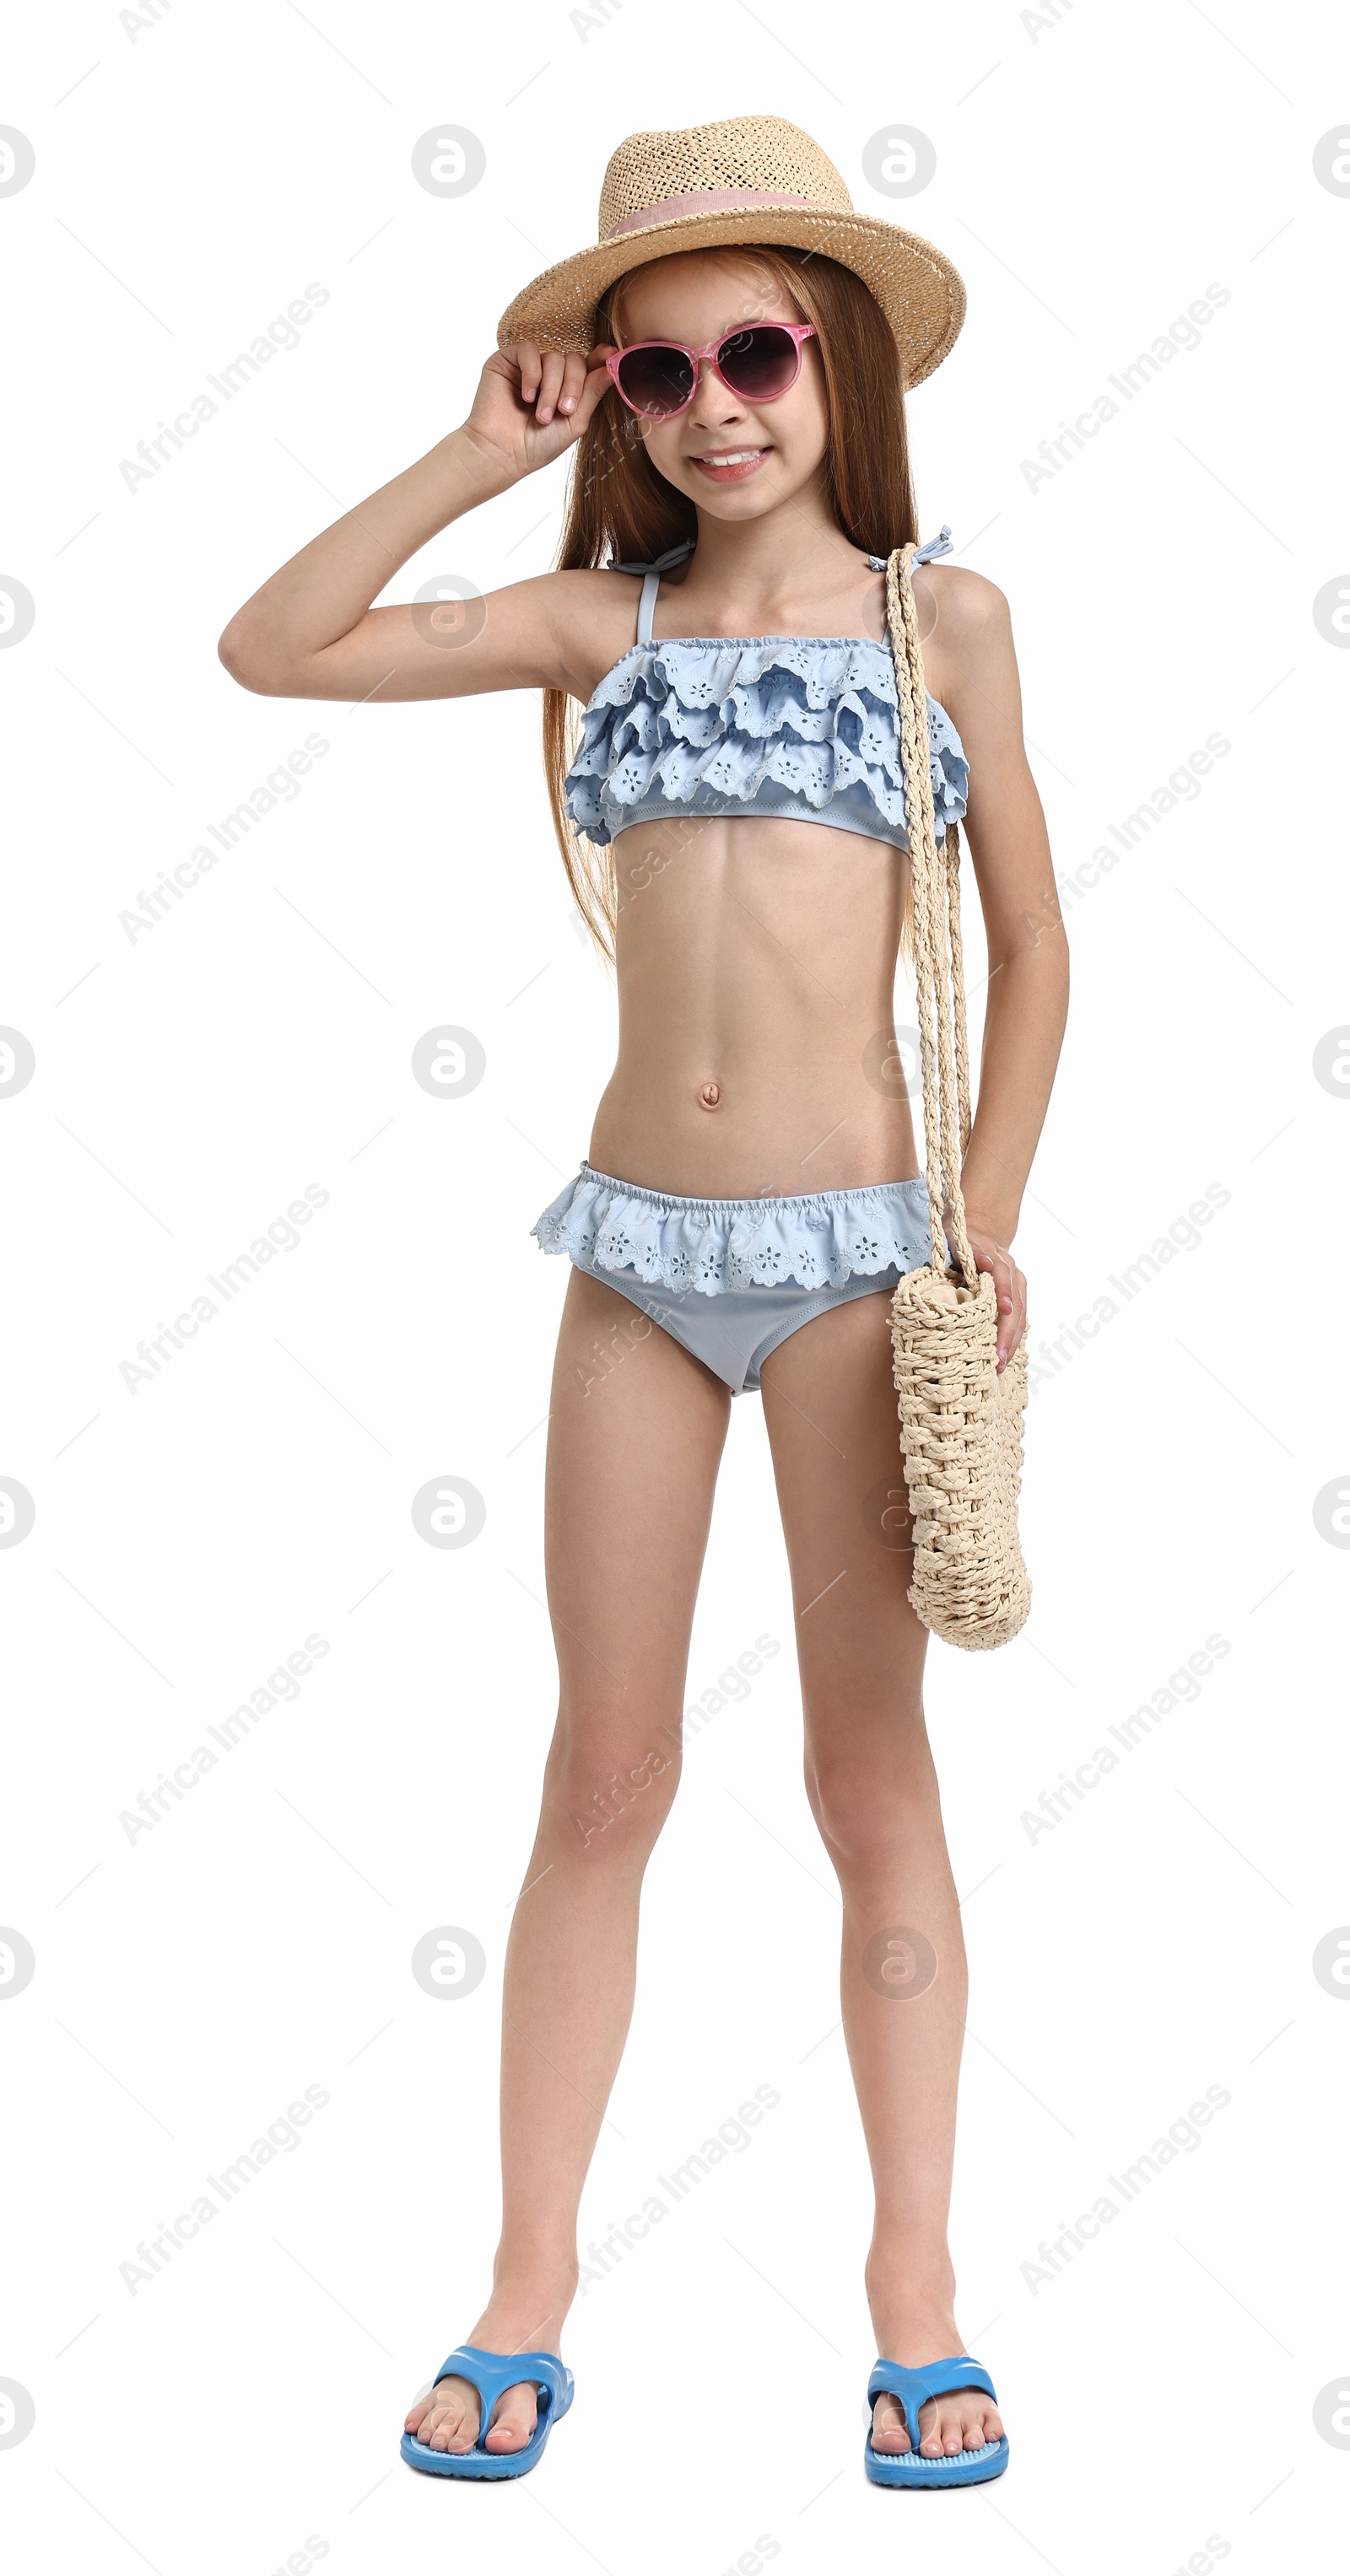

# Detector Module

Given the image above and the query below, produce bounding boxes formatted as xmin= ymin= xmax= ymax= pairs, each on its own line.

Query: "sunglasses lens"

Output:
xmin=717 ymin=326 xmax=801 ymax=401
xmin=616 ymin=344 xmax=695 ymax=418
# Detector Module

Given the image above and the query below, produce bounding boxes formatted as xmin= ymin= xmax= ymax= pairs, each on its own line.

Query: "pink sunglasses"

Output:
xmin=605 ymin=321 xmax=818 ymax=422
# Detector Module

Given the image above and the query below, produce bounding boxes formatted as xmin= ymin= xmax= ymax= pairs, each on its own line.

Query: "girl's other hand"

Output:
xmin=960 ymin=1226 xmax=1028 ymax=1373
xmin=463 ymin=342 xmax=615 ymax=479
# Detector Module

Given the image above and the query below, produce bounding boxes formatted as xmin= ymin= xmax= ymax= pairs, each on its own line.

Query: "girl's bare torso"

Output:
xmin=577 ymin=558 xmax=954 ymax=1199
xmin=591 ymin=814 xmax=915 ymax=1196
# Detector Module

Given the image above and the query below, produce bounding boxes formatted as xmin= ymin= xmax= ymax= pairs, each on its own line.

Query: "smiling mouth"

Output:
xmin=688 ymin=446 xmax=771 ymax=477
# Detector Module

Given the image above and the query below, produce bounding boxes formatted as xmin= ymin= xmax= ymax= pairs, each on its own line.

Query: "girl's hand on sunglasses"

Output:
xmin=464 ymin=342 xmax=615 ymax=479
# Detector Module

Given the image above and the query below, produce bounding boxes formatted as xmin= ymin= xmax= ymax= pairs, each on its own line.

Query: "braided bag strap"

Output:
xmin=883 ymin=545 xmax=975 ymax=1285
xmin=883 ymin=540 xmax=1032 ymax=1652
xmin=945 ymin=822 xmax=974 ymax=1158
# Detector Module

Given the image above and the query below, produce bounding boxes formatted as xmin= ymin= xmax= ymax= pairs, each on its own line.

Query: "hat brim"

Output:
xmin=496 ymin=205 xmax=966 ymax=389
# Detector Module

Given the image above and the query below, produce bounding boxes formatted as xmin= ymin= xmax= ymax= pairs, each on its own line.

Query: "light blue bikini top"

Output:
xmin=563 ymin=526 xmax=969 ymax=854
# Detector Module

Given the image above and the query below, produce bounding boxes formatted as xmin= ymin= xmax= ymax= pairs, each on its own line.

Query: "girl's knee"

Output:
xmin=547 ymin=1724 xmax=683 ymax=1851
xmin=805 ymin=1733 xmax=937 ymax=1866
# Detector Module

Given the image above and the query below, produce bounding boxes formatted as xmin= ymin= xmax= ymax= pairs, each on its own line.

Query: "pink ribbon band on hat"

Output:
xmin=606 ymin=187 xmax=824 ymax=240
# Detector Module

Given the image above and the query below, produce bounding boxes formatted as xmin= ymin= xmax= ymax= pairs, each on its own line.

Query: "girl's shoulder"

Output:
xmin=537 ymin=564 xmax=648 ymax=703
xmin=916 ymin=562 xmax=1013 ymax=721
xmin=918 ymin=562 xmax=1021 ymax=762
xmin=916 ymin=558 xmax=1010 ymax=634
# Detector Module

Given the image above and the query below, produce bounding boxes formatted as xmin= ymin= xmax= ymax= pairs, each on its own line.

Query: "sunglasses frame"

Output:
xmin=604 ymin=321 xmax=818 ymax=421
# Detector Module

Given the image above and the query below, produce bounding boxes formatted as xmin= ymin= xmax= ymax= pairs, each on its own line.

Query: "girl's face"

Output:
xmin=607 ymin=251 xmax=829 ymax=523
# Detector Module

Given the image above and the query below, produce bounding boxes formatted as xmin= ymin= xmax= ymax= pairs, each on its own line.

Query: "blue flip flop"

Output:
xmin=401 ymin=2343 xmax=574 ymax=2480
xmin=865 ymin=2353 xmax=1008 ymax=2487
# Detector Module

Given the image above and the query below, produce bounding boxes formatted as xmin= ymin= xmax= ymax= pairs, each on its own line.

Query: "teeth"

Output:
xmin=695 ymin=449 xmax=764 ymax=466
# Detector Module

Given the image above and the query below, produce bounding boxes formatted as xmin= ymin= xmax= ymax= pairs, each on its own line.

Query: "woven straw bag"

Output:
xmin=883 ymin=543 xmax=1031 ymax=1651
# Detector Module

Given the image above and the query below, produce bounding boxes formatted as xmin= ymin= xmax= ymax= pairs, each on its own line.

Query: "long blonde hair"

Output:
xmin=543 ymin=246 xmax=921 ymax=960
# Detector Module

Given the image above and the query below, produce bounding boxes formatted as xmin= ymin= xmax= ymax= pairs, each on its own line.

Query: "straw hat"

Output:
xmin=496 ymin=116 xmax=966 ymax=389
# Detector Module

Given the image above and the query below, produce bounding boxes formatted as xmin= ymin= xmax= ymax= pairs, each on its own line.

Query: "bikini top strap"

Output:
xmin=867 ymin=526 xmax=954 ymax=573
xmin=605 ymin=539 xmax=697 ymax=646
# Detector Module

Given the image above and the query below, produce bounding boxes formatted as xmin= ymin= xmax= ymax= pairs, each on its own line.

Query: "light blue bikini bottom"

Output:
xmin=532 ymin=1162 xmax=933 ymax=1396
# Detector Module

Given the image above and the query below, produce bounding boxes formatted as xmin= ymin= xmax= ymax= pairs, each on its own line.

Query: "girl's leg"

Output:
xmin=759 ymin=1288 xmax=1006 ymax=2462
xmin=405 ymin=1267 xmax=731 ymax=2455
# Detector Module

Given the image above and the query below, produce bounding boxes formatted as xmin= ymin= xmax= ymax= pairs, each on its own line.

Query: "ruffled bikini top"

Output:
xmin=563 ymin=527 xmax=968 ymax=854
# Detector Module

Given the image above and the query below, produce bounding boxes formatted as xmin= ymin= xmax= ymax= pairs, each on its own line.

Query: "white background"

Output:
xmin=3 ymin=4 xmax=1347 ymax=2572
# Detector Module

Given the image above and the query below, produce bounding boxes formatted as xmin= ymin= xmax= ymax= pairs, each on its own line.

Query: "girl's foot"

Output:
xmin=868 ymin=2306 xmax=1006 ymax=2460
xmin=403 ymin=2371 xmax=538 ymax=2457
xmin=402 ymin=2274 xmax=574 ymax=2457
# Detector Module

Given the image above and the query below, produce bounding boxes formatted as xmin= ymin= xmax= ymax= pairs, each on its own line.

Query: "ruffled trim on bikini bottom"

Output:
xmin=532 ymin=1162 xmax=933 ymax=1295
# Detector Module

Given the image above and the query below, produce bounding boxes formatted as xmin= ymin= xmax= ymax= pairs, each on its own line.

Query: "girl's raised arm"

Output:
xmin=217 ymin=342 xmax=613 ymax=705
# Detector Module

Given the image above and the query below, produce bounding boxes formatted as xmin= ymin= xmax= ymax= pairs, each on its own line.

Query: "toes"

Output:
xmin=875 ymin=2386 xmax=1007 ymax=2463
xmin=917 ymin=2399 xmax=958 ymax=2455
xmin=405 ymin=2373 xmax=543 ymax=2458
xmin=925 ymin=2393 xmax=1005 ymax=2456
xmin=942 ymin=2400 xmax=971 ymax=2455
xmin=430 ymin=2404 xmax=472 ymax=2455
xmin=871 ymin=2395 xmax=911 ymax=2454
xmin=410 ymin=2377 xmax=480 ymax=2453
xmin=484 ymin=2385 xmax=538 ymax=2452
xmin=879 ymin=2385 xmax=1006 ymax=2463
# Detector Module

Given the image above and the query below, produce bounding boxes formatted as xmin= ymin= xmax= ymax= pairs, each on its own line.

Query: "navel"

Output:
xmin=698 ymin=1079 xmax=722 ymax=1112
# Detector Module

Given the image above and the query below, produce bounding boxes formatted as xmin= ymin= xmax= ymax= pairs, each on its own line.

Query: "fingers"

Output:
xmin=497 ymin=342 xmax=613 ymax=443
xmin=560 ymin=349 xmax=593 ymax=417
xmin=539 ymin=349 xmax=587 ymax=423
xmin=504 ymin=341 xmax=562 ymax=418
xmin=504 ymin=342 xmax=594 ymax=425
xmin=510 ymin=339 xmax=543 ymax=405
xmin=571 ymin=353 xmax=616 ymax=433
xmin=969 ymin=1235 xmax=1027 ymax=1372
xmin=533 ymin=350 xmax=565 ymax=422
xmin=998 ymin=1258 xmax=1027 ymax=1371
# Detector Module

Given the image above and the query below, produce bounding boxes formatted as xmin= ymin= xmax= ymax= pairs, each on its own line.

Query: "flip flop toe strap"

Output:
xmin=867 ymin=2355 xmax=998 ymax=2456
xmin=430 ymin=2347 xmax=570 ymax=2450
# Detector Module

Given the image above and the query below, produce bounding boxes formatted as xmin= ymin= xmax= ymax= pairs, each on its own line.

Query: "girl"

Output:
xmin=219 ymin=116 xmax=1067 ymax=2490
